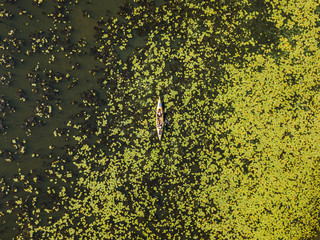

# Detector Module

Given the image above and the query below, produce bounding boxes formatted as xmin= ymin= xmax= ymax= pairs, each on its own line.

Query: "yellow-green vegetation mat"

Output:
xmin=0 ymin=0 xmax=320 ymax=239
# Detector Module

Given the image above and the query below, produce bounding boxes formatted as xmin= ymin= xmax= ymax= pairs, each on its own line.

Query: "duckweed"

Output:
xmin=0 ymin=0 xmax=320 ymax=239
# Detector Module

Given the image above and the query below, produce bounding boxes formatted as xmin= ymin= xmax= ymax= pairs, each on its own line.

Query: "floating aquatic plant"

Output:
xmin=0 ymin=0 xmax=320 ymax=239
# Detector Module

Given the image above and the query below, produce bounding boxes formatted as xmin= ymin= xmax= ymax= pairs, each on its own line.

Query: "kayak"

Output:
xmin=156 ymin=97 xmax=164 ymax=140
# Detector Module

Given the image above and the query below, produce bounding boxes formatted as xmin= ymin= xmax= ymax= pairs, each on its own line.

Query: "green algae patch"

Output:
xmin=1 ymin=0 xmax=320 ymax=239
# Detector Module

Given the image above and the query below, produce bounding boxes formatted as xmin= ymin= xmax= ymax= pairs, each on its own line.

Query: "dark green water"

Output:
xmin=0 ymin=0 xmax=130 ymax=238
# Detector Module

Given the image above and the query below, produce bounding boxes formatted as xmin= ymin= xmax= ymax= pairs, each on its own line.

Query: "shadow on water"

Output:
xmin=159 ymin=93 xmax=170 ymax=142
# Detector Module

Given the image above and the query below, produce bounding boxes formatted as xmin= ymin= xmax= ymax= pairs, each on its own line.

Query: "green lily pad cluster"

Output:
xmin=0 ymin=0 xmax=320 ymax=239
